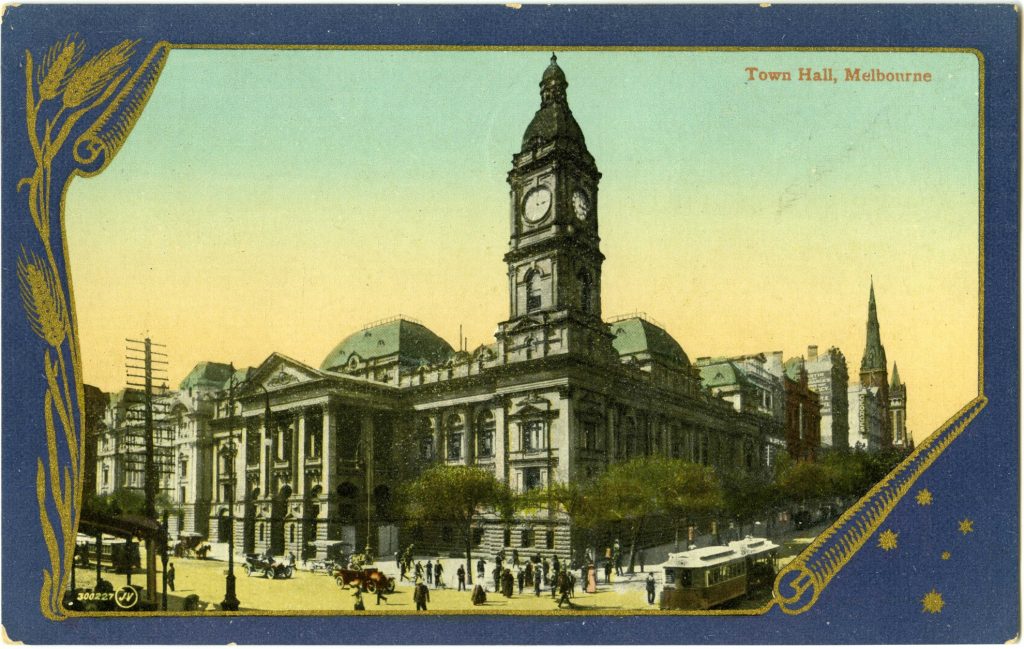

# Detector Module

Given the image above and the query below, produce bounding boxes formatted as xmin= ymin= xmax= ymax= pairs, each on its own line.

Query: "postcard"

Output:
xmin=1 ymin=4 xmax=1018 ymax=644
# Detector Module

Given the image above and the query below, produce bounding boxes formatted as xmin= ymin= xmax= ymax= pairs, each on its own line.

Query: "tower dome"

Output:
xmin=521 ymin=54 xmax=588 ymax=152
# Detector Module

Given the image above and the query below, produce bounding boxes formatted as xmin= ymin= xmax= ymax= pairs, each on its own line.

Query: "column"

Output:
xmin=322 ymin=405 xmax=337 ymax=542
xmin=296 ymin=411 xmax=306 ymax=497
xmin=495 ymin=402 xmax=508 ymax=483
xmin=462 ymin=406 xmax=473 ymax=464
xmin=258 ymin=417 xmax=269 ymax=498
xmin=431 ymin=412 xmax=443 ymax=463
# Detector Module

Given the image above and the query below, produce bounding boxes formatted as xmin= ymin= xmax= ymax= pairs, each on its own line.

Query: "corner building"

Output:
xmin=202 ymin=57 xmax=767 ymax=562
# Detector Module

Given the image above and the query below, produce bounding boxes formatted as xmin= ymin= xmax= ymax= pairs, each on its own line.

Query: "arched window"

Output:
xmin=525 ymin=270 xmax=542 ymax=312
xmin=476 ymin=411 xmax=495 ymax=458
xmin=578 ymin=269 xmax=593 ymax=314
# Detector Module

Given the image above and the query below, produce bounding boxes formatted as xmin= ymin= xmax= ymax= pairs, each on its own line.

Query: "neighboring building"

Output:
xmin=780 ymin=356 xmax=822 ymax=461
xmin=804 ymin=345 xmax=849 ymax=452
xmin=82 ymin=384 xmax=108 ymax=497
xmin=857 ymin=280 xmax=909 ymax=448
xmin=95 ymin=388 xmax=175 ymax=502
xmin=848 ymin=383 xmax=886 ymax=451
xmin=889 ymin=364 xmax=910 ymax=448
xmin=696 ymin=353 xmax=787 ymax=466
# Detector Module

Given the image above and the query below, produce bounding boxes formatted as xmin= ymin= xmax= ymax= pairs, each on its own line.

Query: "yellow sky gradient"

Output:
xmin=65 ymin=50 xmax=980 ymax=445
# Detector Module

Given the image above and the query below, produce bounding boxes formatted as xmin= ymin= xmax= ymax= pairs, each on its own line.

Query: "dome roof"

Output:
xmin=521 ymin=54 xmax=588 ymax=152
xmin=179 ymin=361 xmax=235 ymax=391
xmin=609 ymin=318 xmax=691 ymax=368
xmin=698 ymin=361 xmax=749 ymax=388
xmin=320 ymin=318 xmax=454 ymax=371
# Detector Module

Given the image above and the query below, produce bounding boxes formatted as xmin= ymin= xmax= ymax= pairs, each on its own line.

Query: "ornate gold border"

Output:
xmin=18 ymin=40 xmax=985 ymax=620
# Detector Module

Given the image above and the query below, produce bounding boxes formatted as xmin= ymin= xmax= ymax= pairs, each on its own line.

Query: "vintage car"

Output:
xmin=333 ymin=565 xmax=396 ymax=593
xmin=243 ymin=554 xmax=295 ymax=579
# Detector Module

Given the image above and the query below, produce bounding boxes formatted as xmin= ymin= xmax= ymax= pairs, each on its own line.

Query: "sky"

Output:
xmin=65 ymin=49 xmax=980 ymax=444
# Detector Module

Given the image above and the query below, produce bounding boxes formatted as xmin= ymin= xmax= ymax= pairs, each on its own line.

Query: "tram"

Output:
xmin=659 ymin=536 xmax=779 ymax=610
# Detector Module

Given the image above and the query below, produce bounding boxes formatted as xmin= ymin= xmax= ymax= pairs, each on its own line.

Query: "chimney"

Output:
xmin=807 ymin=345 xmax=818 ymax=360
xmin=772 ymin=351 xmax=783 ymax=363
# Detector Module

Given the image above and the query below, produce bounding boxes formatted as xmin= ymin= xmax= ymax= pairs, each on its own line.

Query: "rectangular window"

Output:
xmin=520 ymin=528 xmax=532 ymax=548
xmin=545 ymin=529 xmax=555 ymax=550
xmin=472 ymin=528 xmax=484 ymax=547
xmin=478 ymin=431 xmax=493 ymax=458
xmin=523 ymin=467 xmax=542 ymax=492
xmin=420 ymin=436 xmax=434 ymax=460
xmin=581 ymin=421 xmax=597 ymax=450
xmin=503 ymin=528 xmax=512 ymax=547
xmin=522 ymin=421 xmax=544 ymax=451
xmin=447 ymin=433 xmax=463 ymax=460
xmin=179 ymin=486 xmax=186 ymax=503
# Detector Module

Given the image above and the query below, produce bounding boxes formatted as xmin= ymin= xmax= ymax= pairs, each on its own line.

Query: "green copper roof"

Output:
xmin=320 ymin=319 xmax=454 ymax=371
xmin=784 ymin=357 xmax=805 ymax=382
xmin=890 ymin=363 xmax=902 ymax=388
xmin=609 ymin=317 xmax=690 ymax=368
xmin=861 ymin=280 xmax=888 ymax=372
xmin=698 ymin=361 xmax=747 ymax=388
xmin=521 ymin=55 xmax=588 ymax=152
xmin=179 ymin=361 xmax=235 ymax=391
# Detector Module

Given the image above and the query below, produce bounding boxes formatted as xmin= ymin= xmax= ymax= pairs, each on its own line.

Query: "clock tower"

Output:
xmin=496 ymin=55 xmax=617 ymax=365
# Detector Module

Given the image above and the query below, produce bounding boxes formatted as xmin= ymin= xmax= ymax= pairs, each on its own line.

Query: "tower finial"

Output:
xmin=551 ymin=52 xmax=557 ymax=64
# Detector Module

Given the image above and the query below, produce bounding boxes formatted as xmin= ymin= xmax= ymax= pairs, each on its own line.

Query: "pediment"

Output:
xmin=508 ymin=317 xmax=543 ymax=332
xmin=243 ymin=353 xmax=324 ymax=394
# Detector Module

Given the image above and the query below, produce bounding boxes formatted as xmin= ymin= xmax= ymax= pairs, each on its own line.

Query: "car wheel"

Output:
xmin=264 ymin=569 xmax=273 ymax=579
xmin=365 ymin=580 xmax=376 ymax=593
xmin=386 ymin=578 xmax=396 ymax=593
xmin=245 ymin=565 xmax=252 ymax=577
xmin=285 ymin=566 xmax=294 ymax=579
xmin=336 ymin=576 xmax=346 ymax=588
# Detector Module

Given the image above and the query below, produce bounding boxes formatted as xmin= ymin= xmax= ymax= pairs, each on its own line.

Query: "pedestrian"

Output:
xmin=534 ymin=565 xmax=542 ymax=596
xmin=587 ymin=564 xmax=597 ymax=593
xmin=434 ymin=561 xmax=444 ymax=589
xmin=557 ymin=572 xmax=572 ymax=608
xmin=400 ymin=559 xmax=409 ymax=582
xmin=477 ymin=558 xmax=486 ymax=581
xmin=413 ymin=579 xmax=430 ymax=611
xmin=494 ymin=552 xmax=503 ymax=574
xmin=604 ymin=560 xmax=612 ymax=584
xmin=376 ymin=582 xmax=389 ymax=606
xmin=552 ymin=554 xmax=561 ymax=576
xmin=471 ymin=583 xmax=487 ymax=605
xmin=502 ymin=568 xmax=514 ymax=598
xmin=645 ymin=573 xmax=656 ymax=605
xmin=542 ymin=558 xmax=550 ymax=586
xmin=166 ymin=563 xmax=175 ymax=591
xmin=517 ymin=567 xmax=525 ymax=594
xmin=457 ymin=564 xmax=466 ymax=591
xmin=395 ymin=551 xmax=401 ymax=569
xmin=580 ymin=564 xmax=587 ymax=590
xmin=551 ymin=569 xmax=559 ymax=598
xmin=638 ymin=549 xmax=646 ymax=574
xmin=493 ymin=566 xmax=502 ymax=593
xmin=425 ymin=559 xmax=433 ymax=585
xmin=524 ymin=560 xmax=534 ymax=587
xmin=512 ymin=549 xmax=520 ymax=568
xmin=569 ymin=571 xmax=576 ymax=598
xmin=288 ymin=551 xmax=296 ymax=566
xmin=414 ymin=561 xmax=424 ymax=581
xmin=353 ymin=588 xmax=366 ymax=611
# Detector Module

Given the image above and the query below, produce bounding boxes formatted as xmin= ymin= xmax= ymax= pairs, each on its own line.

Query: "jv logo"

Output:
xmin=114 ymin=586 xmax=139 ymax=610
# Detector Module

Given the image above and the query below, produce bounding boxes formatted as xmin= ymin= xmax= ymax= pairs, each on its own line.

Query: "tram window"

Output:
xmin=664 ymin=568 xmax=676 ymax=585
xmin=680 ymin=570 xmax=692 ymax=587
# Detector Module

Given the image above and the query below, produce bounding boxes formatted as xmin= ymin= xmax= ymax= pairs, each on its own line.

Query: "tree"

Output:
xmin=519 ymin=479 xmax=600 ymax=562
xmin=589 ymin=457 xmax=723 ymax=572
xmin=776 ymin=460 xmax=840 ymax=509
xmin=719 ymin=469 xmax=774 ymax=538
xmin=402 ymin=465 xmax=513 ymax=586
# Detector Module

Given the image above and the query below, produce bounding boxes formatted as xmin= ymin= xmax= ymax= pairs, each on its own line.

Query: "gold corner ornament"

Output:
xmin=18 ymin=35 xmax=169 ymax=621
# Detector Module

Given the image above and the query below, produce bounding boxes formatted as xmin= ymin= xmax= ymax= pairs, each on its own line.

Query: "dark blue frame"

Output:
xmin=2 ymin=4 xmax=1018 ymax=644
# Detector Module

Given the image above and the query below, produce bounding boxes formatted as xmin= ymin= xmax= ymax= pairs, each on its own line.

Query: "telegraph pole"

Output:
xmin=126 ymin=337 xmax=168 ymax=608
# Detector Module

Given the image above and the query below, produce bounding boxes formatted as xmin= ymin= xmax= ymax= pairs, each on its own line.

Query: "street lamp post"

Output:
xmin=220 ymin=368 xmax=240 ymax=612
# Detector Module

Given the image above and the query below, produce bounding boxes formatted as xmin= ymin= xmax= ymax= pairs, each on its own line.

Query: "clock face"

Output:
xmin=572 ymin=189 xmax=590 ymax=220
xmin=522 ymin=186 xmax=552 ymax=224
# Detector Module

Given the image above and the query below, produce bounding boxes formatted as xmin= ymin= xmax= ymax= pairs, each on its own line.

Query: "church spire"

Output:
xmin=890 ymin=362 xmax=902 ymax=389
xmin=860 ymin=278 xmax=887 ymax=372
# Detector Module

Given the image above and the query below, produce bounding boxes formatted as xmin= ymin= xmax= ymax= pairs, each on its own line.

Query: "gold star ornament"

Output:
xmin=921 ymin=589 xmax=945 ymax=614
xmin=878 ymin=529 xmax=898 ymax=551
xmin=941 ymin=551 xmax=951 ymax=560
xmin=915 ymin=489 xmax=933 ymax=506
xmin=958 ymin=518 xmax=974 ymax=535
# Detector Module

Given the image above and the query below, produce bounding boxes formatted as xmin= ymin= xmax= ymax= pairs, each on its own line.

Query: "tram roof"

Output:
xmin=664 ymin=537 xmax=779 ymax=569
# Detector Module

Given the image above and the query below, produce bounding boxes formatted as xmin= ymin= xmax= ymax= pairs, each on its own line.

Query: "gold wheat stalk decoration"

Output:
xmin=18 ymin=35 xmax=167 ymax=620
